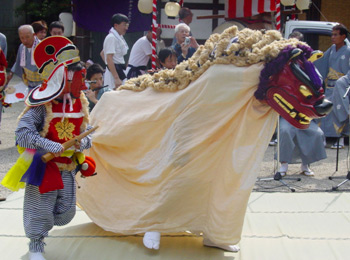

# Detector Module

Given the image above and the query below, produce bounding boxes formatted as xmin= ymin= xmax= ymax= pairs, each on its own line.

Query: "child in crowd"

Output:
xmin=158 ymin=48 xmax=177 ymax=69
xmin=85 ymin=63 xmax=110 ymax=111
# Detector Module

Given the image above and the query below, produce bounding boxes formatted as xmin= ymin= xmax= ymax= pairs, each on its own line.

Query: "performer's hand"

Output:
xmin=74 ymin=142 xmax=81 ymax=150
xmin=73 ymin=136 xmax=81 ymax=150
xmin=53 ymin=145 xmax=64 ymax=157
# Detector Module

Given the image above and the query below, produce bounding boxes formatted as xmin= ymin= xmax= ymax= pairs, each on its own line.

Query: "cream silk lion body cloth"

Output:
xmin=77 ymin=62 xmax=276 ymax=245
xmin=76 ymin=27 xmax=330 ymax=248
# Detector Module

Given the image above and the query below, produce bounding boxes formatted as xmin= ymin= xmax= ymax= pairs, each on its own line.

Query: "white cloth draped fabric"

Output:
xmin=77 ymin=63 xmax=277 ymax=245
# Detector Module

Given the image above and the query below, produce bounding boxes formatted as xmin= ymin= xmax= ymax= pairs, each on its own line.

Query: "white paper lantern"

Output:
xmin=59 ymin=12 xmax=73 ymax=37
xmin=281 ymin=0 xmax=296 ymax=6
xmin=165 ymin=1 xmax=181 ymax=18
xmin=296 ymin=0 xmax=311 ymax=10
xmin=138 ymin=0 xmax=153 ymax=14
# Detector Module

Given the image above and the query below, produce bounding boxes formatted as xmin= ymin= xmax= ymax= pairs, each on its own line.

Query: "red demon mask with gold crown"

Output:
xmin=26 ymin=36 xmax=87 ymax=106
xmin=254 ymin=45 xmax=333 ymax=129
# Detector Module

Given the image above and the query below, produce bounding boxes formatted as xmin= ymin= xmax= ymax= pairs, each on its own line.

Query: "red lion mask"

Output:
xmin=255 ymin=46 xmax=333 ymax=129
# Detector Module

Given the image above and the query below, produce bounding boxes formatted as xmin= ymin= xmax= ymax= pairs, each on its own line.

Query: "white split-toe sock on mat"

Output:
xmin=143 ymin=231 xmax=161 ymax=250
xmin=29 ymin=252 xmax=46 ymax=260
xmin=203 ymin=237 xmax=240 ymax=252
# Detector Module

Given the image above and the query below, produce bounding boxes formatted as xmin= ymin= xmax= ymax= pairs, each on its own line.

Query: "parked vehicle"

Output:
xmin=214 ymin=19 xmax=348 ymax=52
xmin=283 ymin=20 xmax=349 ymax=51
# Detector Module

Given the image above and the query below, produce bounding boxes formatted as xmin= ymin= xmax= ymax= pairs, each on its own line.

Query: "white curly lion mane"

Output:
xmin=119 ymin=26 xmax=307 ymax=92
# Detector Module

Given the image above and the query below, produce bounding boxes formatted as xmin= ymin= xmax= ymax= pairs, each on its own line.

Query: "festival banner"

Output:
xmin=225 ymin=0 xmax=277 ymax=18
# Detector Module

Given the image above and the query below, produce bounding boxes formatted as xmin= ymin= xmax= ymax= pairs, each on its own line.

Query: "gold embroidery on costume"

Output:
xmin=55 ymin=118 xmax=75 ymax=140
xmin=327 ymin=67 xmax=344 ymax=80
xmin=334 ymin=122 xmax=345 ymax=134
xmin=18 ymin=94 xmax=89 ymax=137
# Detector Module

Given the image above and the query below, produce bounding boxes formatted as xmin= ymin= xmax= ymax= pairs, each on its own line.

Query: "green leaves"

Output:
xmin=15 ymin=0 xmax=71 ymax=23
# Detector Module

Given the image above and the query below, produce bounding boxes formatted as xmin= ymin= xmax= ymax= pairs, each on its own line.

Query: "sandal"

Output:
xmin=269 ymin=139 xmax=277 ymax=146
xmin=331 ymin=143 xmax=344 ymax=149
xmin=300 ymin=170 xmax=314 ymax=176
xmin=278 ymin=172 xmax=286 ymax=177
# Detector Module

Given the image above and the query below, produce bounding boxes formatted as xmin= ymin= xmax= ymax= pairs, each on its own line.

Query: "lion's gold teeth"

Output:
xmin=299 ymin=113 xmax=311 ymax=124
xmin=273 ymin=93 xmax=293 ymax=111
xmin=299 ymin=85 xmax=312 ymax=99
xmin=273 ymin=93 xmax=311 ymax=124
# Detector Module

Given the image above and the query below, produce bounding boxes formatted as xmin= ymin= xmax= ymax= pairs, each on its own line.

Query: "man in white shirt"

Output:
xmin=102 ymin=13 xmax=129 ymax=89
xmin=126 ymin=28 xmax=152 ymax=79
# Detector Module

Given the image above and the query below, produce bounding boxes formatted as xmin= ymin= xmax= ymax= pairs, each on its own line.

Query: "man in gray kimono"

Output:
xmin=277 ymin=31 xmax=327 ymax=176
xmin=314 ymin=24 xmax=350 ymax=148
xmin=328 ymin=71 xmax=350 ymax=140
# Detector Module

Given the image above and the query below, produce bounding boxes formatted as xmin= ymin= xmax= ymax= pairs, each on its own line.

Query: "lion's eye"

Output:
xmin=299 ymin=85 xmax=312 ymax=99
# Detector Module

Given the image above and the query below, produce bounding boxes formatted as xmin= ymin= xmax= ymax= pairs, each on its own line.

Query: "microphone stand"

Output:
xmin=330 ymin=83 xmax=350 ymax=190
xmin=343 ymin=84 xmax=350 ymax=99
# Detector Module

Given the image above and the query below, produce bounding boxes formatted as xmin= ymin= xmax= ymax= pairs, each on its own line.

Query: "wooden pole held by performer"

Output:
xmin=41 ymin=126 xmax=99 ymax=163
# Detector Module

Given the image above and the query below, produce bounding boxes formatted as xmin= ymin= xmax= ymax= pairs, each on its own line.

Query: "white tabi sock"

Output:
xmin=278 ymin=163 xmax=288 ymax=173
xmin=29 ymin=252 xmax=46 ymax=260
xmin=143 ymin=231 xmax=161 ymax=250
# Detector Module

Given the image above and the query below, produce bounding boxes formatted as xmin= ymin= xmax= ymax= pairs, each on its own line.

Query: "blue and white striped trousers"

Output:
xmin=23 ymin=170 xmax=76 ymax=253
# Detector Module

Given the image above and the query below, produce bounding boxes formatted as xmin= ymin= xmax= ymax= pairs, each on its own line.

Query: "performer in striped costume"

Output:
xmin=2 ymin=36 xmax=92 ymax=260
